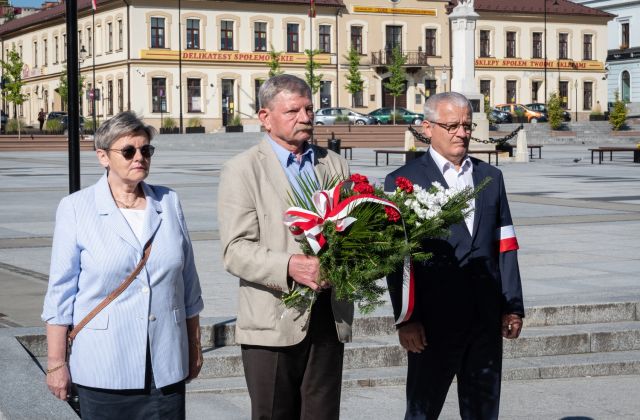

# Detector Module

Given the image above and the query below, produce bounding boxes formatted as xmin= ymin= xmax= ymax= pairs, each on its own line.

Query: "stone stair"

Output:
xmin=493 ymin=121 xmax=640 ymax=145
xmin=187 ymin=301 xmax=640 ymax=394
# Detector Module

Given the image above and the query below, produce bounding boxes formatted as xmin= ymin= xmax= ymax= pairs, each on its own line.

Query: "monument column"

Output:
xmin=448 ymin=0 xmax=490 ymax=148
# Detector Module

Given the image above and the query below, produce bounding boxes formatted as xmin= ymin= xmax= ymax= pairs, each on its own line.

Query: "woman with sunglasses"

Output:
xmin=42 ymin=111 xmax=204 ymax=419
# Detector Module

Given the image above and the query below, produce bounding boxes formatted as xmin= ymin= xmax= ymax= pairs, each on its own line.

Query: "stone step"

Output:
xmin=200 ymin=301 xmax=639 ymax=348
xmin=187 ymin=350 xmax=640 ymax=394
xmin=199 ymin=321 xmax=640 ymax=379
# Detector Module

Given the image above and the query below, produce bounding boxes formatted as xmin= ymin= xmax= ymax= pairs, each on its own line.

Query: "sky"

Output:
xmin=10 ymin=0 xmax=46 ymax=9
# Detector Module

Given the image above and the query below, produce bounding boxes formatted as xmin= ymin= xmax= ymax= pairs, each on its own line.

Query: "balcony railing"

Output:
xmin=371 ymin=50 xmax=429 ymax=67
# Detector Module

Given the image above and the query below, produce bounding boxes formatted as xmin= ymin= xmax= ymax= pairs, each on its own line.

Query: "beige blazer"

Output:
xmin=218 ymin=137 xmax=354 ymax=347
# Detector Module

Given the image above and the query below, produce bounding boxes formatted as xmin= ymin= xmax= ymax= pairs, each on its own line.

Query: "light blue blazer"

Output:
xmin=42 ymin=174 xmax=204 ymax=389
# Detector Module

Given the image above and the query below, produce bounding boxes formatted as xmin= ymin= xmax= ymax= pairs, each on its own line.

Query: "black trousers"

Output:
xmin=241 ymin=291 xmax=345 ymax=420
xmin=76 ymin=344 xmax=186 ymax=420
xmin=405 ymin=322 xmax=503 ymax=420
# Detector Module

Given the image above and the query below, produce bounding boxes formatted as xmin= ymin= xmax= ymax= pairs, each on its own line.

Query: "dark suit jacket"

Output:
xmin=385 ymin=151 xmax=524 ymax=345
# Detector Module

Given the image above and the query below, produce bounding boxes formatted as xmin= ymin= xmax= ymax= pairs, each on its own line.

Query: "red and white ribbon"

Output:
xmin=394 ymin=255 xmax=415 ymax=325
xmin=499 ymin=225 xmax=519 ymax=253
xmin=284 ymin=182 xmax=399 ymax=254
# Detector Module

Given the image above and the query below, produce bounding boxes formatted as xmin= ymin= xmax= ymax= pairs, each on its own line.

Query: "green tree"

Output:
xmin=383 ymin=47 xmax=407 ymax=124
xmin=344 ymin=47 xmax=364 ymax=108
xmin=304 ymin=49 xmax=322 ymax=94
xmin=547 ymin=92 xmax=564 ymax=130
xmin=57 ymin=65 xmax=85 ymax=110
xmin=484 ymin=96 xmax=494 ymax=124
xmin=609 ymin=91 xmax=628 ymax=131
xmin=267 ymin=45 xmax=283 ymax=78
xmin=0 ymin=48 xmax=27 ymax=139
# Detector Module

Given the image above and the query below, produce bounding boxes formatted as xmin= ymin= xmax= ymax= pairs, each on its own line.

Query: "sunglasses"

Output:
xmin=106 ymin=144 xmax=155 ymax=160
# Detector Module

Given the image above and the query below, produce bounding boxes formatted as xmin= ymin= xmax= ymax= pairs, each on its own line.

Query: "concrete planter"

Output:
xmin=225 ymin=125 xmax=243 ymax=133
xmin=186 ymin=126 xmax=206 ymax=134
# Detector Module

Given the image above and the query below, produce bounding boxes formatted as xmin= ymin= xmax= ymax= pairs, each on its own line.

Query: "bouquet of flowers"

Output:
xmin=283 ymin=173 xmax=490 ymax=314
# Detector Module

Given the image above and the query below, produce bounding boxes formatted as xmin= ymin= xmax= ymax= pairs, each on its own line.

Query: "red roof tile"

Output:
xmin=0 ymin=0 xmax=345 ymax=38
xmin=448 ymin=0 xmax=613 ymax=18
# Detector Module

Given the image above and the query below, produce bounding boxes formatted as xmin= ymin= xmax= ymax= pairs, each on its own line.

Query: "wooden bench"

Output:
xmin=342 ymin=146 xmax=353 ymax=160
xmin=374 ymin=149 xmax=414 ymax=166
xmin=528 ymin=144 xmax=543 ymax=159
xmin=589 ymin=147 xmax=640 ymax=164
xmin=469 ymin=149 xmax=500 ymax=166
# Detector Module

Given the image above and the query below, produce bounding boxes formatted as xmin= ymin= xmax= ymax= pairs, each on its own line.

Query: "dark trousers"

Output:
xmin=76 ymin=343 xmax=186 ymax=420
xmin=405 ymin=323 xmax=503 ymax=420
xmin=241 ymin=291 xmax=345 ymax=420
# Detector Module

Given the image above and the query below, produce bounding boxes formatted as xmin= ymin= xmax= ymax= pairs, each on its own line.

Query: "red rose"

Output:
xmin=385 ymin=207 xmax=401 ymax=222
xmin=350 ymin=173 xmax=369 ymax=184
xmin=395 ymin=177 xmax=414 ymax=194
xmin=353 ymin=182 xmax=374 ymax=195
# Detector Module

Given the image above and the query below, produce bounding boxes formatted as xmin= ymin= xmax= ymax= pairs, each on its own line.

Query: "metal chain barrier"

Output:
xmin=408 ymin=124 xmax=524 ymax=146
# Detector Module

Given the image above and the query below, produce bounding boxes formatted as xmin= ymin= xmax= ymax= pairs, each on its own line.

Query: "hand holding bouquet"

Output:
xmin=283 ymin=173 xmax=489 ymax=314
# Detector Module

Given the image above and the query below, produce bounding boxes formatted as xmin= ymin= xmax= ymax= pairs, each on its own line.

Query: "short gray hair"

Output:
xmin=258 ymin=74 xmax=311 ymax=110
xmin=423 ymin=92 xmax=472 ymax=122
xmin=94 ymin=111 xmax=157 ymax=150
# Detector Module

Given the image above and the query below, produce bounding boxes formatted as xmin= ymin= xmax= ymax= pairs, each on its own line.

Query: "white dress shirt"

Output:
xmin=429 ymin=147 xmax=475 ymax=234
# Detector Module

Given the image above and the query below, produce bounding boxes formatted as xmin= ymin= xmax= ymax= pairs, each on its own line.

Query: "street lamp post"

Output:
xmin=574 ymin=79 xmax=578 ymax=122
xmin=79 ymin=45 xmax=87 ymax=117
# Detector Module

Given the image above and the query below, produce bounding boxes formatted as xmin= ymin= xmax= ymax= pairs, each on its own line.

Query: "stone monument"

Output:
xmin=448 ymin=0 xmax=490 ymax=150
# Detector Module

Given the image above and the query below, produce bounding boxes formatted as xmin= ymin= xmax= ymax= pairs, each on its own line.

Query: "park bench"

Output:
xmin=527 ymin=145 xmax=543 ymax=159
xmin=373 ymin=149 xmax=420 ymax=166
xmin=469 ymin=149 xmax=501 ymax=166
xmin=589 ymin=146 xmax=640 ymax=164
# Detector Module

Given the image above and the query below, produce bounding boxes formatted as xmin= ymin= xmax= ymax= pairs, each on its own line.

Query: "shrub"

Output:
xmin=547 ymin=93 xmax=564 ymax=130
xmin=609 ymin=91 xmax=628 ymax=131
xmin=391 ymin=111 xmax=404 ymax=124
xmin=229 ymin=114 xmax=242 ymax=127
xmin=6 ymin=118 xmax=23 ymax=133
xmin=83 ymin=118 xmax=99 ymax=133
xmin=484 ymin=96 xmax=494 ymax=124
xmin=162 ymin=117 xmax=176 ymax=129
xmin=45 ymin=119 xmax=63 ymax=133
xmin=335 ymin=114 xmax=350 ymax=123
xmin=187 ymin=116 xmax=202 ymax=127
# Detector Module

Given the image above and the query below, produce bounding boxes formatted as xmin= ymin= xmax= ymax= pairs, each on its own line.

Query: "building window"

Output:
xmin=425 ymin=29 xmax=436 ymax=56
xmin=480 ymin=80 xmax=491 ymax=102
xmin=107 ymin=22 xmax=113 ymax=52
xmin=583 ymin=81 xmax=592 ymax=110
xmin=532 ymin=32 xmax=542 ymax=59
xmin=254 ymin=22 xmax=267 ymax=52
xmin=87 ymin=28 xmax=92 ymax=56
xmin=117 ymin=78 xmax=123 ymax=112
xmin=117 ymin=20 xmax=123 ymax=50
xmin=621 ymin=22 xmax=629 ymax=48
xmin=54 ymin=36 xmax=58 ymax=63
xmin=352 ymin=91 xmax=363 ymax=108
xmin=506 ymin=31 xmax=516 ymax=58
xmin=385 ymin=25 xmax=402 ymax=52
xmin=107 ymin=80 xmax=113 ymax=115
xmin=187 ymin=78 xmax=201 ymax=112
xmin=221 ymin=20 xmax=234 ymax=51
xmin=43 ymin=39 xmax=48 ymax=66
xmin=480 ymin=30 xmax=490 ymax=57
xmin=319 ymin=25 xmax=331 ymax=53
xmin=152 ymin=77 xmax=167 ymax=112
xmin=559 ymin=81 xmax=568 ymax=108
xmin=287 ymin=23 xmax=299 ymax=52
xmin=583 ymin=34 xmax=592 ymax=60
xmin=424 ymin=79 xmax=437 ymax=99
xmin=558 ymin=33 xmax=568 ymax=59
xmin=532 ymin=81 xmax=541 ymax=102
xmin=62 ymin=34 xmax=66 ymax=62
xmin=622 ymin=70 xmax=631 ymax=102
xmin=254 ymin=79 xmax=264 ymax=113
xmin=33 ymin=41 xmax=38 ymax=67
xmin=506 ymin=80 xmax=517 ymax=103
xmin=186 ymin=19 xmax=200 ymax=49
xmin=351 ymin=26 xmax=362 ymax=54
xmin=151 ymin=17 xmax=165 ymax=48
xmin=320 ymin=81 xmax=332 ymax=108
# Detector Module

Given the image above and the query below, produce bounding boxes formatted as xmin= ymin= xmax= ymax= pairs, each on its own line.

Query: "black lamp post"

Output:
xmin=79 ymin=45 xmax=87 ymax=116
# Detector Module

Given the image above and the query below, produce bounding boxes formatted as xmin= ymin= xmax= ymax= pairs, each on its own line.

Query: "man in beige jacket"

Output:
xmin=218 ymin=74 xmax=353 ymax=420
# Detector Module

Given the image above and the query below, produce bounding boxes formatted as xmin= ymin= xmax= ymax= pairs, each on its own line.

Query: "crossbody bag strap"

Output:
xmin=68 ymin=239 xmax=153 ymax=345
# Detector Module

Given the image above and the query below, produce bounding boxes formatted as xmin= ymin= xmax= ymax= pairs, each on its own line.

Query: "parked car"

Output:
xmin=489 ymin=108 xmax=513 ymax=124
xmin=314 ymin=107 xmax=378 ymax=125
xmin=525 ymin=102 xmax=571 ymax=122
xmin=367 ymin=107 xmax=424 ymax=125
xmin=47 ymin=112 xmax=85 ymax=134
xmin=494 ymin=103 xmax=547 ymax=123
